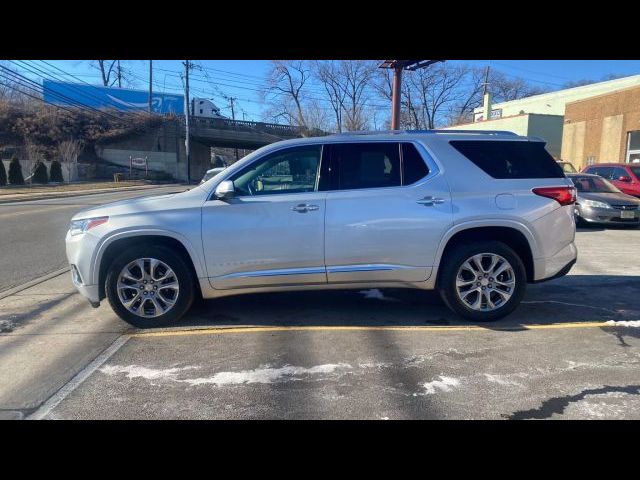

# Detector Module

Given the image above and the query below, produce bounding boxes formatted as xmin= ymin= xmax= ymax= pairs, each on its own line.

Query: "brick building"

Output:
xmin=561 ymin=85 xmax=640 ymax=170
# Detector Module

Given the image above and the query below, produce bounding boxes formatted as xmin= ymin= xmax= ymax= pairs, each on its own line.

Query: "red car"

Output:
xmin=581 ymin=163 xmax=640 ymax=197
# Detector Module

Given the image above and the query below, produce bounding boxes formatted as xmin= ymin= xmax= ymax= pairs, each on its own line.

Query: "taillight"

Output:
xmin=532 ymin=186 xmax=576 ymax=206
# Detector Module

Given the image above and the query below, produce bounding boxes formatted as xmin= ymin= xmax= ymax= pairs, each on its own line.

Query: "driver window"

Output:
xmin=230 ymin=146 xmax=321 ymax=196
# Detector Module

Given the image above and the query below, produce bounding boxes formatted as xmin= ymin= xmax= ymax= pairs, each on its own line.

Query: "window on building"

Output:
xmin=627 ymin=131 xmax=640 ymax=164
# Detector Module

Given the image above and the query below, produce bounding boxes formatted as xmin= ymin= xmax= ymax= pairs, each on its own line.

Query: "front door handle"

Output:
xmin=417 ymin=196 xmax=445 ymax=206
xmin=291 ymin=204 xmax=320 ymax=213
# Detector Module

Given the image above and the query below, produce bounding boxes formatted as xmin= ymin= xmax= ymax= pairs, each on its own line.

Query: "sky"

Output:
xmin=8 ymin=60 xmax=640 ymax=121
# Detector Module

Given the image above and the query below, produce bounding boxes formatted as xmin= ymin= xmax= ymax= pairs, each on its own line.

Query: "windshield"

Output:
xmin=571 ymin=175 xmax=621 ymax=193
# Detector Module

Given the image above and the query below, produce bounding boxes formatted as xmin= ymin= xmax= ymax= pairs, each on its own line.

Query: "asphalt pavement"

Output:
xmin=1 ymin=225 xmax=639 ymax=419
xmin=0 ymin=185 xmax=188 ymax=293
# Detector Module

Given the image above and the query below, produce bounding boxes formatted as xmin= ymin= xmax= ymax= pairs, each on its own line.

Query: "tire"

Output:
xmin=105 ymin=245 xmax=195 ymax=328
xmin=438 ymin=241 xmax=527 ymax=322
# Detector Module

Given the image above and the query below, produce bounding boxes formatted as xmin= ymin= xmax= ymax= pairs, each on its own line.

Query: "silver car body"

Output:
xmin=66 ymin=131 xmax=578 ymax=305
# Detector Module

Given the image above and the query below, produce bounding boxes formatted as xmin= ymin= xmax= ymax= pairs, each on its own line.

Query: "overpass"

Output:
xmin=189 ymin=117 xmax=317 ymax=149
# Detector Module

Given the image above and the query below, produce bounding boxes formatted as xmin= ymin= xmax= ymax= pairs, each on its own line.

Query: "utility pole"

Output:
xmin=183 ymin=60 xmax=192 ymax=184
xmin=482 ymin=65 xmax=490 ymax=96
xmin=116 ymin=60 xmax=122 ymax=88
xmin=148 ymin=60 xmax=153 ymax=114
xmin=379 ymin=60 xmax=443 ymax=130
xmin=228 ymin=97 xmax=239 ymax=161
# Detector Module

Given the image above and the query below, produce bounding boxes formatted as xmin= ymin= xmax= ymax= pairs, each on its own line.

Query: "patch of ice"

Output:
xmin=420 ymin=376 xmax=460 ymax=395
xmin=605 ymin=320 xmax=640 ymax=327
xmin=183 ymin=363 xmax=352 ymax=386
xmin=100 ymin=365 xmax=198 ymax=381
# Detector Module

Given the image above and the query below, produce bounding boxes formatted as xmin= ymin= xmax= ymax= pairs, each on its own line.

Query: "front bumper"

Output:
xmin=575 ymin=205 xmax=640 ymax=225
xmin=66 ymin=230 xmax=101 ymax=304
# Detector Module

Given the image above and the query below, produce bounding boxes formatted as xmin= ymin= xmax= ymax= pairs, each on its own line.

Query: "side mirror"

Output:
xmin=618 ymin=176 xmax=632 ymax=182
xmin=214 ymin=180 xmax=235 ymax=200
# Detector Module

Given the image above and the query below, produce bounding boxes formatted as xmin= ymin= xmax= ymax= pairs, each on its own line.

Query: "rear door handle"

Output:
xmin=417 ymin=196 xmax=445 ymax=206
xmin=291 ymin=204 xmax=319 ymax=213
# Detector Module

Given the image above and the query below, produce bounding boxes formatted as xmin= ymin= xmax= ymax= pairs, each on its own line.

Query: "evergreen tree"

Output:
xmin=32 ymin=161 xmax=49 ymax=184
xmin=0 ymin=160 xmax=7 ymax=186
xmin=49 ymin=160 xmax=64 ymax=183
xmin=8 ymin=157 xmax=24 ymax=185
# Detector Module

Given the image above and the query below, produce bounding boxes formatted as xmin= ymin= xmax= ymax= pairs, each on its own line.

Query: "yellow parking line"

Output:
xmin=130 ymin=321 xmax=611 ymax=338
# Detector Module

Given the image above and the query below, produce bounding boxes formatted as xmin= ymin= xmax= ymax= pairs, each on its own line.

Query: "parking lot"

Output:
xmin=1 ymin=225 xmax=639 ymax=420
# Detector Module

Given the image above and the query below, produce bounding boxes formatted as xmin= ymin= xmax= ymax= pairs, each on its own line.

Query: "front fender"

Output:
xmin=89 ymin=227 xmax=207 ymax=286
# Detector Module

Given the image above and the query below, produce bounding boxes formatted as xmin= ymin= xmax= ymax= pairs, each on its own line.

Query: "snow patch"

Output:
xmin=605 ymin=320 xmax=640 ymax=327
xmin=100 ymin=365 xmax=198 ymax=381
xmin=182 ymin=363 xmax=352 ymax=386
xmin=418 ymin=376 xmax=460 ymax=395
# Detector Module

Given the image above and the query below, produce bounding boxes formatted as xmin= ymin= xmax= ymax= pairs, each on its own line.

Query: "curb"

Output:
xmin=0 ymin=267 xmax=71 ymax=300
xmin=0 ymin=184 xmax=187 ymax=205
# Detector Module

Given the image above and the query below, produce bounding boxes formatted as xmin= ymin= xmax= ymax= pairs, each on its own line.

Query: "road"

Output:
xmin=0 ymin=186 xmax=187 ymax=293
xmin=1 ymin=225 xmax=639 ymax=419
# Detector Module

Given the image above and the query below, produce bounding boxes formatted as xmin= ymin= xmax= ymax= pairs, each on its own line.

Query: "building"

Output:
xmin=444 ymin=74 xmax=640 ymax=159
xmin=562 ymin=84 xmax=640 ymax=170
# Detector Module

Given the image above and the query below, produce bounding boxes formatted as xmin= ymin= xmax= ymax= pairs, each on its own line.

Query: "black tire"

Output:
xmin=438 ymin=241 xmax=527 ymax=322
xmin=105 ymin=245 xmax=195 ymax=328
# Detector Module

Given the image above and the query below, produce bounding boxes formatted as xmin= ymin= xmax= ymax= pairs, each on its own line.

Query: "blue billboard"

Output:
xmin=42 ymin=80 xmax=184 ymax=115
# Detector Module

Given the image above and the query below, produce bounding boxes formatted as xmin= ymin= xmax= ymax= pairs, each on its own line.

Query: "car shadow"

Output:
xmin=175 ymin=274 xmax=640 ymax=332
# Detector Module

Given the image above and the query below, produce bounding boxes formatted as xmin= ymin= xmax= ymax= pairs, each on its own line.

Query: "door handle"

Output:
xmin=291 ymin=204 xmax=319 ymax=213
xmin=417 ymin=196 xmax=445 ymax=206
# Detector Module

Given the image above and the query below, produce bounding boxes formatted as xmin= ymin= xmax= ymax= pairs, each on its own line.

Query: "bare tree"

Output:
xmin=313 ymin=61 xmax=347 ymax=132
xmin=89 ymin=61 xmax=134 ymax=87
xmin=58 ymin=138 xmax=83 ymax=182
xmin=263 ymin=60 xmax=311 ymax=129
xmin=338 ymin=60 xmax=377 ymax=131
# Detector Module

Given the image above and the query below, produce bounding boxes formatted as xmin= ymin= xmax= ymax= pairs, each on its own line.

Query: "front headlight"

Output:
xmin=580 ymin=199 xmax=611 ymax=209
xmin=69 ymin=216 xmax=109 ymax=236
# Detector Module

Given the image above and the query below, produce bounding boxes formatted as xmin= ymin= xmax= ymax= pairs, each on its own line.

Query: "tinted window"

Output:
xmin=630 ymin=166 xmax=640 ymax=179
xmin=402 ymin=143 xmax=430 ymax=184
xmin=450 ymin=140 xmax=564 ymax=179
xmin=590 ymin=166 xmax=613 ymax=179
xmin=612 ymin=167 xmax=629 ymax=179
xmin=230 ymin=146 xmax=321 ymax=196
xmin=330 ymin=143 xmax=401 ymax=190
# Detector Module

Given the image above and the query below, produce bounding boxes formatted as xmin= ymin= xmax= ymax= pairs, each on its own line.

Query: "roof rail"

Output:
xmin=331 ymin=129 xmax=518 ymax=137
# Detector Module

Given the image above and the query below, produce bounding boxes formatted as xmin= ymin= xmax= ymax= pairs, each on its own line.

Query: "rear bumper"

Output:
xmin=533 ymin=241 xmax=577 ymax=282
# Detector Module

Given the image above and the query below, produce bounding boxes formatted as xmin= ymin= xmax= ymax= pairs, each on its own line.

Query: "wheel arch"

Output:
xmin=94 ymin=230 xmax=204 ymax=300
xmin=435 ymin=222 xmax=537 ymax=284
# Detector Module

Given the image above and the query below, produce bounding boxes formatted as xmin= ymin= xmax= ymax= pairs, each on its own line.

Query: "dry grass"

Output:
xmin=0 ymin=181 xmax=149 ymax=196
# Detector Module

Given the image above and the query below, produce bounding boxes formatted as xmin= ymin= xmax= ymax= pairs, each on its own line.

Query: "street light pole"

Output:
xmin=379 ymin=60 xmax=444 ymax=130
xmin=183 ymin=60 xmax=191 ymax=184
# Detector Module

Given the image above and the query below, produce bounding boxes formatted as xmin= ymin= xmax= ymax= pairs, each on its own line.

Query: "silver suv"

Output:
xmin=66 ymin=130 xmax=577 ymax=327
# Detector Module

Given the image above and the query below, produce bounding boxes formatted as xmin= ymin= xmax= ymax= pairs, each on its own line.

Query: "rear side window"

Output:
xmin=402 ymin=143 xmax=430 ymax=184
xmin=329 ymin=143 xmax=401 ymax=190
xmin=450 ymin=140 xmax=564 ymax=179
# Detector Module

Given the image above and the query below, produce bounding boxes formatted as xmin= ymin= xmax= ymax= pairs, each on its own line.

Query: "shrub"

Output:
xmin=49 ymin=160 xmax=64 ymax=182
xmin=8 ymin=157 xmax=24 ymax=185
xmin=0 ymin=160 xmax=6 ymax=186
xmin=32 ymin=161 xmax=48 ymax=184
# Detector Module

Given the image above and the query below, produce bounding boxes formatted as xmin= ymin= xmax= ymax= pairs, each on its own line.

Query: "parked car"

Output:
xmin=581 ymin=163 xmax=640 ymax=197
xmin=200 ymin=167 xmax=226 ymax=184
xmin=568 ymin=173 xmax=640 ymax=227
xmin=557 ymin=161 xmax=577 ymax=173
xmin=66 ymin=130 xmax=577 ymax=327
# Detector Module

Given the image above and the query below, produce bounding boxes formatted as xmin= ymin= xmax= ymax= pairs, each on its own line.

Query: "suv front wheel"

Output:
xmin=105 ymin=245 xmax=195 ymax=328
xmin=438 ymin=241 xmax=527 ymax=322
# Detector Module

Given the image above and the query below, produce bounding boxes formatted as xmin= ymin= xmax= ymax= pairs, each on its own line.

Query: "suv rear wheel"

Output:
xmin=105 ymin=245 xmax=195 ymax=328
xmin=438 ymin=241 xmax=527 ymax=322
